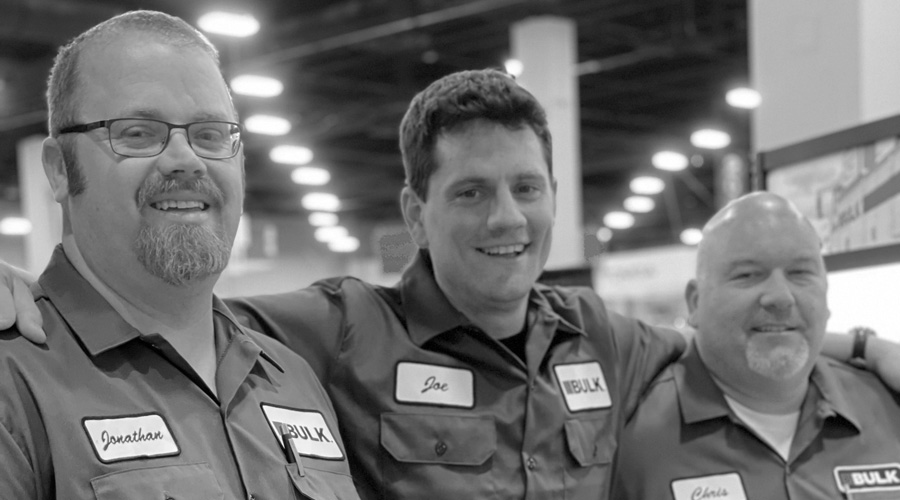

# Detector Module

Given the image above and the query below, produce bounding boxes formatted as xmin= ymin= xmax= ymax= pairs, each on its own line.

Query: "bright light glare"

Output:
xmin=270 ymin=145 xmax=313 ymax=165
xmin=504 ymin=59 xmax=524 ymax=77
xmin=231 ymin=74 xmax=283 ymax=97
xmin=629 ymin=176 xmax=665 ymax=195
xmin=314 ymin=226 xmax=348 ymax=243
xmin=623 ymin=196 xmax=655 ymax=213
xmin=680 ymin=228 xmax=703 ymax=245
xmin=308 ymin=212 xmax=339 ymax=227
xmin=329 ymin=236 xmax=360 ymax=253
xmin=302 ymin=193 xmax=340 ymax=212
xmin=245 ymin=115 xmax=291 ymax=136
xmin=726 ymin=87 xmax=761 ymax=109
xmin=652 ymin=151 xmax=688 ymax=171
xmin=291 ymin=167 xmax=330 ymax=186
xmin=197 ymin=12 xmax=260 ymax=37
xmin=596 ymin=227 xmax=613 ymax=243
xmin=0 ymin=217 xmax=31 ymax=235
xmin=691 ymin=129 xmax=731 ymax=149
xmin=603 ymin=211 xmax=635 ymax=229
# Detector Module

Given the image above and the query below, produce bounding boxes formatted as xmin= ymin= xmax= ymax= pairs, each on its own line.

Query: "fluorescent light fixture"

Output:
xmin=504 ymin=59 xmax=524 ymax=77
xmin=680 ymin=228 xmax=703 ymax=245
xmin=603 ymin=211 xmax=635 ymax=229
xmin=245 ymin=115 xmax=291 ymax=136
xmin=726 ymin=87 xmax=761 ymax=109
xmin=691 ymin=129 xmax=731 ymax=149
xmin=231 ymin=74 xmax=283 ymax=97
xmin=291 ymin=167 xmax=330 ymax=186
xmin=302 ymin=192 xmax=340 ymax=212
xmin=595 ymin=227 xmax=613 ymax=243
xmin=197 ymin=12 xmax=260 ymax=37
xmin=314 ymin=225 xmax=348 ymax=243
xmin=308 ymin=212 xmax=338 ymax=227
xmin=629 ymin=176 xmax=665 ymax=195
xmin=270 ymin=145 xmax=313 ymax=165
xmin=623 ymin=195 xmax=655 ymax=213
xmin=652 ymin=151 xmax=688 ymax=171
xmin=0 ymin=217 xmax=31 ymax=235
xmin=328 ymin=236 xmax=360 ymax=253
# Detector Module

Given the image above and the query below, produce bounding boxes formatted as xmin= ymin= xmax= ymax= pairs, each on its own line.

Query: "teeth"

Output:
xmin=152 ymin=200 xmax=206 ymax=211
xmin=481 ymin=244 xmax=525 ymax=256
xmin=755 ymin=326 xmax=791 ymax=332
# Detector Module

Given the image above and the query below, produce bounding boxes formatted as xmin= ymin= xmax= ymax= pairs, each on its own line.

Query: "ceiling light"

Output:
xmin=245 ymin=115 xmax=291 ymax=136
xmin=301 ymin=192 xmax=340 ymax=212
xmin=314 ymin=226 xmax=348 ymax=243
xmin=629 ymin=176 xmax=665 ymax=195
xmin=623 ymin=196 xmax=655 ymax=213
xmin=231 ymin=74 xmax=283 ymax=97
xmin=691 ymin=129 xmax=731 ymax=149
xmin=680 ymin=228 xmax=703 ymax=245
xmin=504 ymin=59 xmax=524 ymax=77
xmin=270 ymin=145 xmax=313 ymax=165
xmin=726 ymin=87 xmax=761 ymax=109
xmin=0 ymin=217 xmax=31 ymax=235
xmin=308 ymin=212 xmax=339 ymax=227
xmin=328 ymin=236 xmax=361 ymax=253
xmin=596 ymin=227 xmax=613 ymax=243
xmin=197 ymin=12 xmax=260 ymax=37
xmin=291 ymin=167 xmax=330 ymax=186
xmin=603 ymin=211 xmax=635 ymax=229
xmin=652 ymin=151 xmax=688 ymax=171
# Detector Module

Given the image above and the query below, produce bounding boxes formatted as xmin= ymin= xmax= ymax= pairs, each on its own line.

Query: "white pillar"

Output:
xmin=511 ymin=16 xmax=584 ymax=270
xmin=17 ymin=135 xmax=59 ymax=274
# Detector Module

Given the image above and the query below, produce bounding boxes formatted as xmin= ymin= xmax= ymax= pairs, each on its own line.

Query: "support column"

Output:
xmin=17 ymin=135 xmax=59 ymax=275
xmin=511 ymin=16 xmax=583 ymax=270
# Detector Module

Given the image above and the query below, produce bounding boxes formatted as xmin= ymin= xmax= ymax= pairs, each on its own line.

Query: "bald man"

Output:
xmin=611 ymin=192 xmax=900 ymax=500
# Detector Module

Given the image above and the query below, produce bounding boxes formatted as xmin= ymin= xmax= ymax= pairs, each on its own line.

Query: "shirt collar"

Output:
xmin=400 ymin=251 xmax=584 ymax=346
xmin=806 ymin=358 xmax=861 ymax=431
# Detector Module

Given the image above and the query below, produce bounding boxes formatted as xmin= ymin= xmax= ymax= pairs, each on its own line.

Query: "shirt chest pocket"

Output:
xmin=286 ymin=462 xmax=358 ymax=500
xmin=380 ymin=412 xmax=496 ymax=465
xmin=91 ymin=463 xmax=224 ymax=499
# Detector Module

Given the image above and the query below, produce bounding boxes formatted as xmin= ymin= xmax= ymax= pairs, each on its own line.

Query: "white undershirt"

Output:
xmin=724 ymin=394 xmax=800 ymax=461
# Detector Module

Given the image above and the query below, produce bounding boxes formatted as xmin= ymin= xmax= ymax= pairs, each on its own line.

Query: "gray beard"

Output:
xmin=134 ymin=221 xmax=231 ymax=287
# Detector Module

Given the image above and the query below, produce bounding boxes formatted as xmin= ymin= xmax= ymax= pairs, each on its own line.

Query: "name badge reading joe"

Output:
xmin=82 ymin=413 xmax=180 ymax=463
xmin=554 ymin=361 xmax=611 ymax=412
xmin=394 ymin=362 xmax=475 ymax=408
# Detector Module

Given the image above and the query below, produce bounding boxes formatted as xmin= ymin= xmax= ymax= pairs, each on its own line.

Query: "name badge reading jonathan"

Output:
xmin=554 ymin=361 xmax=611 ymax=412
xmin=671 ymin=472 xmax=747 ymax=500
xmin=82 ymin=413 xmax=179 ymax=464
xmin=261 ymin=404 xmax=344 ymax=460
xmin=395 ymin=362 xmax=474 ymax=408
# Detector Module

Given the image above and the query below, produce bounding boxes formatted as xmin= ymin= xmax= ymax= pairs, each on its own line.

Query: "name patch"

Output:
xmin=82 ymin=413 xmax=179 ymax=463
xmin=554 ymin=362 xmax=611 ymax=412
xmin=834 ymin=463 xmax=900 ymax=494
xmin=395 ymin=362 xmax=474 ymax=408
xmin=671 ymin=472 xmax=747 ymax=500
xmin=261 ymin=404 xmax=344 ymax=460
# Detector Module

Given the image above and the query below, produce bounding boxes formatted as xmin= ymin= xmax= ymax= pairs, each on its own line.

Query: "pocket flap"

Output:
xmin=565 ymin=416 xmax=615 ymax=466
xmin=380 ymin=412 xmax=496 ymax=466
xmin=91 ymin=463 xmax=224 ymax=499
xmin=286 ymin=463 xmax=358 ymax=500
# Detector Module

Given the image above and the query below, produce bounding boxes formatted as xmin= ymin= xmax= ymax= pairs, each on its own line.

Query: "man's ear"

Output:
xmin=551 ymin=176 xmax=558 ymax=217
xmin=400 ymin=186 xmax=428 ymax=248
xmin=685 ymin=279 xmax=700 ymax=327
xmin=42 ymin=137 xmax=69 ymax=203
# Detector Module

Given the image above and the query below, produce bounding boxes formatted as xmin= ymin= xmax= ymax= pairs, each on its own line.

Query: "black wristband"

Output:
xmin=850 ymin=326 xmax=876 ymax=364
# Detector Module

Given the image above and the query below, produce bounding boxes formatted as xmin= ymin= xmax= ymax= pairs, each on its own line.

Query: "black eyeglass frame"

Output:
xmin=57 ymin=118 xmax=243 ymax=160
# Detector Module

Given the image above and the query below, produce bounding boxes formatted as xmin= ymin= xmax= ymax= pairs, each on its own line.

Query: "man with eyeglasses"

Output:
xmin=0 ymin=10 xmax=359 ymax=499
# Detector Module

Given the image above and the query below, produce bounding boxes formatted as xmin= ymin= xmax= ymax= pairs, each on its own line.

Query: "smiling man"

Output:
xmin=0 ymin=11 xmax=359 ymax=499
xmin=611 ymin=192 xmax=900 ymax=500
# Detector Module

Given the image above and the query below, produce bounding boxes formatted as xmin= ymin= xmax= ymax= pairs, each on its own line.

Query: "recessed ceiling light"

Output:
xmin=603 ymin=211 xmax=635 ymax=229
xmin=652 ymin=151 xmax=688 ymax=171
xmin=231 ymin=74 xmax=283 ymax=97
xmin=629 ymin=176 xmax=665 ymax=195
xmin=308 ymin=212 xmax=339 ymax=227
xmin=328 ymin=236 xmax=360 ymax=253
xmin=623 ymin=195 xmax=655 ymax=213
xmin=680 ymin=228 xmax=703 ymax=245
xmin=504 ymin=58 xmax=524 ymax=77
xmin=0 ymin=217 xmax=31 ymax=235
xmin=291 ymin=167 xmax=330 ymax=186
xmin=314 ymin=226 xmax=348 ymax=243
xmin=596 ymin=227 xmax=613 ymax=242
xmin=691 ymin=129 xmax=731 ymax=149
xmin=726 ymin=87 xmax=761 ymax=109
xmin=301 ymin=193 xmax=340 ymax=212
xmin=245 ymin=115 xmax=291 ymax=136
xmin=270 ymin=145 xmax=313 ymax=165
xmin=197 ymin=12 xmax=260 ymax=37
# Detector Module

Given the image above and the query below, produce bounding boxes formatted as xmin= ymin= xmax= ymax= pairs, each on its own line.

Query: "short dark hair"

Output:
xmin=399 ymin=69 xmax=552 ymax=201
xmin=46 ymin=10 xmax=224 ymax=195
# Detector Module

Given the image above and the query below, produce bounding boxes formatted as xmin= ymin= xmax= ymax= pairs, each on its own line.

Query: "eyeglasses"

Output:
xmin=58 ymin=118 xmax=242 ymax=160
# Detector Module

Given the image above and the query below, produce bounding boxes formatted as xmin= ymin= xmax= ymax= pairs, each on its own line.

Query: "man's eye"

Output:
xmin=458 ymin=189 xmax=480 ymax=199
xmin=119 ymin=127 xmax=156 ymax=138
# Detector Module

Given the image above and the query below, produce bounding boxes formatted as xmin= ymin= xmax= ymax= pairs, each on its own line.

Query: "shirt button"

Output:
xmin=435 ymin=440 xmax=448 ymax=456
xmin=527 ymin=457 xmax=537 ymax=470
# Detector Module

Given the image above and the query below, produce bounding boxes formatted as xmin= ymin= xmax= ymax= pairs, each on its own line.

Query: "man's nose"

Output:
xmin=156 ymin=130 xmax=208 ymax=178
xmin=486 ymin=189 xmax=527 ymax=231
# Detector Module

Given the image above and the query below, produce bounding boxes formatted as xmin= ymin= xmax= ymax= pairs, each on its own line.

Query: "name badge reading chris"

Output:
xmin=82 ymin=413 xmax=180 ymax=463
xmin=554 ymin=361 xmax=611 ymax=412
xmin=261 ymin=404 xmax=344 ymax=460
xmin=671 ymin=472 xmax=747 ymax=500
xmin=395 ymin=362 xmax=474 ymax=408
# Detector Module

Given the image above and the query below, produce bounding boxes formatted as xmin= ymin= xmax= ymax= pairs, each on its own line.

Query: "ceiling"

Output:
xmin=0 ymin=0 xmax=750 ymax=255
